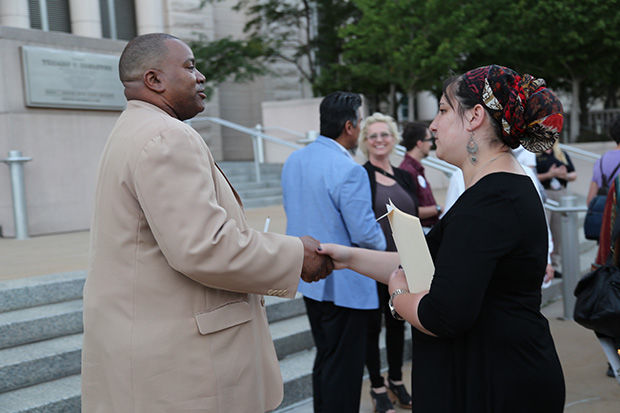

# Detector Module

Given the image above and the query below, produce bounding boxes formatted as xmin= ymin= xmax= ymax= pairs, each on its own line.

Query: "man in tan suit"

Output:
xmin=82 ymin=33 xmax=332 ymax=413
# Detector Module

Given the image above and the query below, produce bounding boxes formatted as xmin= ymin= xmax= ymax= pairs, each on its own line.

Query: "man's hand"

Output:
xmin=300 ymin=236 xmax=334 ymax=282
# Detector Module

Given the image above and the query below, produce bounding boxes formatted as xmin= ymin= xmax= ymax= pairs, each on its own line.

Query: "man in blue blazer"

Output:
xmin=282 ymin=91 xmax=386 ymax=412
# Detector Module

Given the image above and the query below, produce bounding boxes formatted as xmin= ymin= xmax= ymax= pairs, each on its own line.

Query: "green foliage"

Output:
xmin=189 ymin=36 xmax=275 ymax=101
xmin=333 ymin=0 xmax=485 ymax=109
xmin=196 ymin=0 xmax=620 ymax=119
xmin=232 ymin=0 xmax=358 ymax=96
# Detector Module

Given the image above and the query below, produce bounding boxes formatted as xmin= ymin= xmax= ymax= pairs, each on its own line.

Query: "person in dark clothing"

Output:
xmin=536 ymin=141 xmax=577 ymax=274
xmin=318 ymin=65 xmax=566 ymax=412
xmin=399 ymin=122 xmax=442 ymax=232
xmin=358 ymin=112 xmax=418 ymax=413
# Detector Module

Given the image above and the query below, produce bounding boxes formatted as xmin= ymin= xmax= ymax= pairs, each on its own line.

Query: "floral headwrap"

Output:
xmin=461 ymin=65 xmax=563 ymax=152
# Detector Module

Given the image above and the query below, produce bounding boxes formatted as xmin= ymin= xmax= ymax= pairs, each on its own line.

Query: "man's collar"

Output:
xmin=319 ymin=135 xmax=354 ymax=159
xmin=405 ymin=153 xmax=424 ymax=171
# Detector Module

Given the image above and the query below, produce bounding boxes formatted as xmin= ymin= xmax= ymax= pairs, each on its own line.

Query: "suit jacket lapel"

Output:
xmin=214 ymin=162 xmax=243 ymax=207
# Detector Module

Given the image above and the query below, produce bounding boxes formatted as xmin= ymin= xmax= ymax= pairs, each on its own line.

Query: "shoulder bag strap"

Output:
xmin=608 ymin=161 xmax=620 ymax=187
xmin=600 ymin=154 xmax=608 ymax=188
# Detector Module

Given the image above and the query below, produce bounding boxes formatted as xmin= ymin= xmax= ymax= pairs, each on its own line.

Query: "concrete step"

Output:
xmin=270 ymin=315 xmax=312 ymax=360
xmin=233 ymin=179 xmax=282 ymax=191
xmin=0 ymin=300 xmax=83 ymax=349
xmin=0 ymin=375 xmax=80 ymax=413
xmin=275 ymin=326 xmax=413 ymax=411
xmin=0 ymin=334 xmax=82 ymax=393
xmin=0 ymin=272 xmax=85 ymax=313
xmin=226 ymin=172 xmax=283 ymax=185
xmin=265 ymin=295 xmax=306 ymax=324
xmin=218 ymin=161 xmax=283 ymax=175
xmin=243 ymin=195 xmax=283 ymax=209
xmin=238 ymin=186 xmax=282 ymax=199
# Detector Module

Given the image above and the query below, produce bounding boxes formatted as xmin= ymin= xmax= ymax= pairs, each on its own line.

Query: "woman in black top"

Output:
xmin=318 ymin=65 xmax=566 ymax=412
xmin=358 ymin=112 xmax=418 ymax=413
xmin=536 ymin=140 xmax=577 ymax=274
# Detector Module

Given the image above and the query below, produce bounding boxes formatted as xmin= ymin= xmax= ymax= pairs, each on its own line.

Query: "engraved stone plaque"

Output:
xmin=21 ymin=46 xmax=126 ymax=110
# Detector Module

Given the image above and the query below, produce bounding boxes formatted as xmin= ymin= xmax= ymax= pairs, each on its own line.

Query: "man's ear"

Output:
xmin=344 ymin=119 xmax=358 ymax=136
xmin=143 ymin=69 xmax=165 ymax=93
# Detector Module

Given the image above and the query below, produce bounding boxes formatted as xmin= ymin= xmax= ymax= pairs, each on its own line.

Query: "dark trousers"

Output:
xmin=304 ymin=296 xmax=370 ymax=413
xmin=366 ymin=282 xmax=406 ymax=388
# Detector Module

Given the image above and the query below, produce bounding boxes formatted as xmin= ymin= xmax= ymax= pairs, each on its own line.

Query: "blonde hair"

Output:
xmin=551 ymin=140 xmax=567 ymax=164
xmin=358 ymin=112 xmax=401 ymax=158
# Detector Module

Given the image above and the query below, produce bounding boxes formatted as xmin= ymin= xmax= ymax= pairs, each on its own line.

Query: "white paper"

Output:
xmin=386 ymin=200 xmax=434 ymax=293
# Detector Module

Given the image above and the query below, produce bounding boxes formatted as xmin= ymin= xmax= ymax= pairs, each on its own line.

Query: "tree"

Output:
xmin=222 ymin=0 xmax=359 ymax=96
xmin=337 ymin=0 xmax=485 ymax=119
xmin=189 ymin=35 xmax=275 ymax=100
xmin=463 ymin=0 xmax=620 ymax=141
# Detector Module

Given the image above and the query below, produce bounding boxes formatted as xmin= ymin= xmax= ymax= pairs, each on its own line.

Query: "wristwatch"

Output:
xmin=435 ymin=205 xmax=442 ymax=214
xmin=388 ymin=288 xmax=409 ymax=321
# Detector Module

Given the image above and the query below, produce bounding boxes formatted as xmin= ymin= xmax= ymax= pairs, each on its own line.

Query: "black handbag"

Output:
xmin=584 ymin=157 xmax=620 ymax=241
xmin=573 ymin=264 xmax=620 ymax=337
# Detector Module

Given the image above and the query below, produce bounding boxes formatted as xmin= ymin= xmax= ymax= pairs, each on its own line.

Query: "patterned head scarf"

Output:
xmin=461 ymin=65 xmax=564 ymax=152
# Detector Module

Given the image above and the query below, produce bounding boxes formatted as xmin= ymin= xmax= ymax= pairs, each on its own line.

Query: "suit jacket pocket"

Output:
xmin=194 ymin=300 xmax=253 ymax=335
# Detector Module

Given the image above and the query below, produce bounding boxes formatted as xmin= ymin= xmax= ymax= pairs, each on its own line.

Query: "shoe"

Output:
xmin=386 ymin=378 xmax=412 ymax=408
xmin=369 ymin=389 xmax=395 ymax=413
xmin=607 ymin=363 xmax=615 ymax=378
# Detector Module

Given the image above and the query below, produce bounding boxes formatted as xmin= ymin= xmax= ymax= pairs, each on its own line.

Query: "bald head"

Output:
xmin=119 ymin=33 xmax=179 ymax=83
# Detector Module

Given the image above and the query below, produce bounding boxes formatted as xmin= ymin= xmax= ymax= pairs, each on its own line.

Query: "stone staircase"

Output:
xmin=0 ymin=271 xmax=410 ymax=412
xmin=217 ymin=162 xmax=284 ymax=209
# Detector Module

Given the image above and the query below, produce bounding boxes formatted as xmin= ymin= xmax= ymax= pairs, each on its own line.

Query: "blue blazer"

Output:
xmin=282 ymin=136 xmax=386 ymax=309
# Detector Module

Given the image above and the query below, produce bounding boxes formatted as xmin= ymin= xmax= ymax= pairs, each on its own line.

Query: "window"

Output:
xmin=100 ymin=0 xmax=137 ymax=40
xmin=29 ymin=0 xmax=71 ymax=33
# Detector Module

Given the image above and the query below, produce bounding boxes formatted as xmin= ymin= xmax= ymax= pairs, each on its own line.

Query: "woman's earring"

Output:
xmin=467 ymin=132 xmax=478 ymax=164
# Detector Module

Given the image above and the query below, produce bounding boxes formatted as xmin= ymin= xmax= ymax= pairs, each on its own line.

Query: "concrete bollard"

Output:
xmin=1 ymin=150 xmax=32 ymax=240
xmin=559 ymin=195 xmax=579 ymax=319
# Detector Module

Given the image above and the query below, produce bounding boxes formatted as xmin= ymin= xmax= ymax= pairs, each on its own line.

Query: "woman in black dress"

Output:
xmin=318 ymin=65 xmax=566 ymax=412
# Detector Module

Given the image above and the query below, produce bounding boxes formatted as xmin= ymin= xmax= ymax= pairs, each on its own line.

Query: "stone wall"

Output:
xmin=0 ymin=26 xmax=125 ymax=237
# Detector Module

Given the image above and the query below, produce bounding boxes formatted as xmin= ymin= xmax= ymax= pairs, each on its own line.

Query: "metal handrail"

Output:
xmin=187 ymin=117 xmax=303 ymax=182
xmin=559 ymin=143 xmax=601 ymax=162
xmin=394 ymin=144 xmax=458 ymax=176
xmin=187 ymin=117 xmax=303 ymax=150
xmin=261 ymin=126 xmax=305 ymax=139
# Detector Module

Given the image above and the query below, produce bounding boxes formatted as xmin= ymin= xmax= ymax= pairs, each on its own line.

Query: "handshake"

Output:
xmin=300 ymin=236 xmax=334 ymax=283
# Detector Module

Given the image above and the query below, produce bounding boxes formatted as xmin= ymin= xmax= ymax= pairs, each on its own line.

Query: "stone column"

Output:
xmin=69 ymin=0 xmax=102 ymax=37
xmin=135 ymin=0 xmax=164 ymax=34
xmin=0 ymin=0 xmax=30 ymax=28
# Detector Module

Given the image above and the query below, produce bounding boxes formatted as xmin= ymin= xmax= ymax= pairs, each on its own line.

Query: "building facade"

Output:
xmin=0 ymin=0 xmax=307 ymax=237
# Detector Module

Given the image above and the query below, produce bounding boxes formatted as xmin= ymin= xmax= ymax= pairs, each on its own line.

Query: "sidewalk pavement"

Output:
xmin=1 ymin=204 xmax=619 ymax=411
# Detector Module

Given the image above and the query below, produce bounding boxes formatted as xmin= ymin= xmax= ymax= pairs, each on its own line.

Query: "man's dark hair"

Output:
xmin=610 ymin=117 xmax=620 ymax=144
xmin=319 ymin=92 xmax=362 ymax=139
xmin=401 ymin=121 xmax=429 ymax=151
xmin=119 ymin=33 xmax=179 ymax=82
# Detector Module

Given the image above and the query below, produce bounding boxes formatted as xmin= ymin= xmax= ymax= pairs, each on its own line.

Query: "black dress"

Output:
xmin=413 ymin=173 xmax=565 ymax=412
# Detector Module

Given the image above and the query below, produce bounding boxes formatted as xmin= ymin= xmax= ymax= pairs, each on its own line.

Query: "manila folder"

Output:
xmin=386 ymin=200 xmax=434 ymax=293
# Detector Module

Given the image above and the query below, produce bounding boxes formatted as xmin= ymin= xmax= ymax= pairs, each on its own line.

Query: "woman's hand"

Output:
xmin=317 ymin=243 xmax=353 ymax=270
xmin=543 ymin=263 xmax=555 ymax=284
xmin=388 ymin=266 xmax=410 ymax=295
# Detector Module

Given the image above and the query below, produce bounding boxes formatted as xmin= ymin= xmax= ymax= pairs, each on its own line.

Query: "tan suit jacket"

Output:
xmin=82 ymin=100 xmax=303 ymax=412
